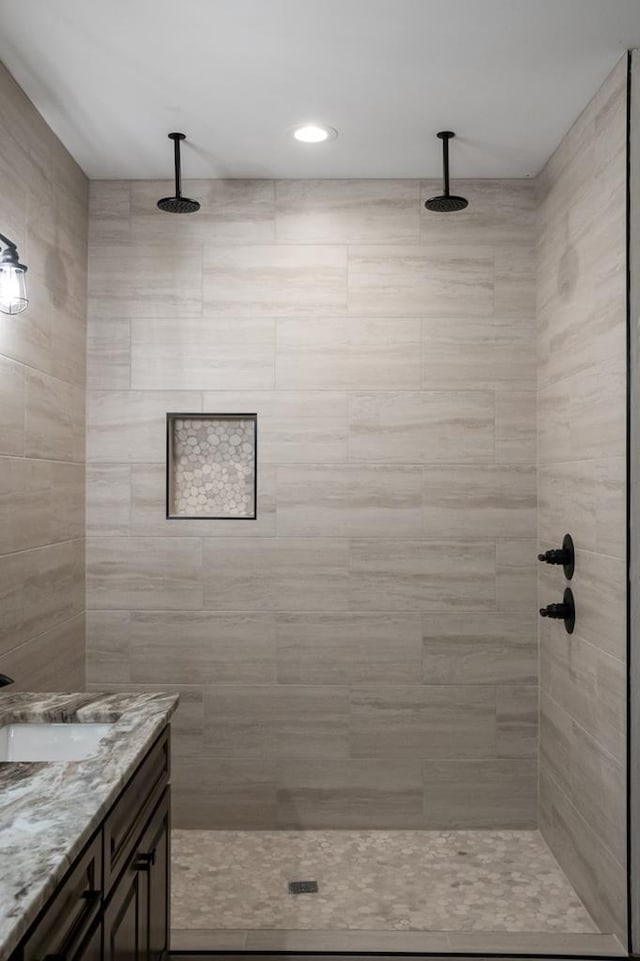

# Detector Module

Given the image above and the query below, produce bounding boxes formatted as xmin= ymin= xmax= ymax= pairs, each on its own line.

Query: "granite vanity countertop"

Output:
xmin=0 ymin=691 xmax=178 ymax=961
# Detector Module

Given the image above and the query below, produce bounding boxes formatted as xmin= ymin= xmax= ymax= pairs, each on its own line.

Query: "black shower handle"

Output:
xmin=537 ymin=533 xmax=574 ymax=579
xmin=539 ymin=588 xmax=575 ymax=634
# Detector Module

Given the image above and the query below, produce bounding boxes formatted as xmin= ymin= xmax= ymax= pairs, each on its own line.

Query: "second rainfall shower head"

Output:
xmin=425 ymin=131 xmax=468 ymax=212
xmin=157 ymin=133 xmax=201 ymax=214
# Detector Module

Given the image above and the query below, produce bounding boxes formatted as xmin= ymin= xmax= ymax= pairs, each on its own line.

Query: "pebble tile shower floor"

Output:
xmin=171 ymin=829 xmax=606 ymax=952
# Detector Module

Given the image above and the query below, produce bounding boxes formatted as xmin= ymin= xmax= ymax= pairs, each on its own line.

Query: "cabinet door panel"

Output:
xmin=22 ymin=835 xmax=102 ymax=961
xmin=74 ymin=917 xmax=102 ymax=961
xmin=140 ymin=790 xmax=170 ymax=961
xmin=103 ymin=860 xmax=147 ymax=961
xmin=104 ymin=729 xmax=169 ymax=893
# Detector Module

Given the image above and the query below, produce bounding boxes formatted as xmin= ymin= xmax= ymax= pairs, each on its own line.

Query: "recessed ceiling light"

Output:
xmin=293 ymin=124 xmax=337 ymax=143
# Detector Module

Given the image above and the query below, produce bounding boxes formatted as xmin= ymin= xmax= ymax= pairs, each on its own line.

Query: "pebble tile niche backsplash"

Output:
xmin=168 ymin=415 xmax=256 ymax=519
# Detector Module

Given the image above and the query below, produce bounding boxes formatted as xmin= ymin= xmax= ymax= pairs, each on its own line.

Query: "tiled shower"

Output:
xmin=0 ymin=40 xmax=629 ymax=958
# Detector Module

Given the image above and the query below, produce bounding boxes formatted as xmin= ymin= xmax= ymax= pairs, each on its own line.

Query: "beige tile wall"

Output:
xmin=86 ymin=174 xmax=538 ymax=829
xmin=537 ymin=57 xmax=628 ymax=942
xmin=0 ymin=63 xmax=88 ymax=689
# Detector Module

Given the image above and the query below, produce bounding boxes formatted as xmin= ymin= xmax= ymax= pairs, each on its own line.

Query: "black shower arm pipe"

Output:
xmin=439 ymin=132 xmax=452 ymax=198
xmin=169 ymin=132 xmax=186 ymax=199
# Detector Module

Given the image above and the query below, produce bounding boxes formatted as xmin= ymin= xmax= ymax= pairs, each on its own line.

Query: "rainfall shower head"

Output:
xmin=424 ymin=131 xmax=468 ymax=213
xmin=157 ymin=133 xmax=200 ymax=214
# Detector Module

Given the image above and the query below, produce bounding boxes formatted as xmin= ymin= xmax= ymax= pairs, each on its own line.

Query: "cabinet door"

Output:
xmin=74 ymin=918 xmax=102 ymax=961
xmin=103 ymin=860 xmax=148 ymax=961
xmin=138 ymin=790 xmax=170 ymax=961
xmin=22 ymin=835 xmax=102 ymax=961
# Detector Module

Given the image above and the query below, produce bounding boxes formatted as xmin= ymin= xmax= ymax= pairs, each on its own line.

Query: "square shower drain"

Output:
xmin=288 ymin=880 xmax=319 ymax=894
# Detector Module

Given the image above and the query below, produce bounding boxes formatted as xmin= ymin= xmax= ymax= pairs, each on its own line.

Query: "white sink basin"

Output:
xmin=0 ymin=722 xmax=113 ymax=761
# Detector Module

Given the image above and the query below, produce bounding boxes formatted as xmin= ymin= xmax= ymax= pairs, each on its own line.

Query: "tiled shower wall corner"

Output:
xmin=85 ymin=176 xmax=539 ymax=829
xmin=537 ymin=57 xmax=628 ymax=941
xmin=0 ymin=63 xmax=88 ymax=689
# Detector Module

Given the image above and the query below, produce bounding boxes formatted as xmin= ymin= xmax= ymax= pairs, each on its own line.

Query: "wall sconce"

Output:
xmin=0 ymin=233 xmax=28 ymax=314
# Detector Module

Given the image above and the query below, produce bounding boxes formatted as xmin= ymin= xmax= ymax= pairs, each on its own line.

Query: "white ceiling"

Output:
xmin=0 ymin=0 xmax=638 ymax=180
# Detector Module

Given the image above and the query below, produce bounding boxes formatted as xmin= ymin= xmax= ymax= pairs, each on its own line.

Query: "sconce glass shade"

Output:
xmin=0 ymin=262 xmax=28 ymax=315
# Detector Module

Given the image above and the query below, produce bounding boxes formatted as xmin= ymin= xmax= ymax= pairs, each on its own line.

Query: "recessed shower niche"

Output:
xmin=166 ymin=413 xmax=257 ymax=520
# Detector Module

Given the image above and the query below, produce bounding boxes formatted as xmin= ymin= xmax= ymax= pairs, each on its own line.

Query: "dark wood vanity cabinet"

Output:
xmin=12 ymin=727 xmax=170 ymax=961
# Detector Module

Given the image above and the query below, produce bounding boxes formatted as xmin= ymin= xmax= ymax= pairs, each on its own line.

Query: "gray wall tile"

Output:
xmin=423 ymin=759 xmax=537 ymax=828
xmin=276 ymin=612 xmax=422 ymax=685
xmin=349 ymin=685 xmax=497 ymax=758
xmin=86 ymin=173 xmax=540 ymax=832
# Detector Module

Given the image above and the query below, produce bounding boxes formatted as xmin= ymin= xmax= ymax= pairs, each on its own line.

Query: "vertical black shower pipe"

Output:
xmin=438 ymin=131 xmax=453 ymax=198
xmin=170 ymin=132 xmax=184 ymax=200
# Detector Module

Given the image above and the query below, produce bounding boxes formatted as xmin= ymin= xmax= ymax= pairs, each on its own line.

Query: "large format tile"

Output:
xmin=49 ymin=461 xmax=85 ymax=542
xmin=349 ymin=539 xmax=495 ymax=611
xmin=496 ymin=684 xmax=538 ymax=757
xmin=495 ymin=390 xmax=537 ymax=463
xmin=540 ymin=692 xmax=625 ymax=866
xmin=348 ymin=390 xmax=495 ymax=463
xmin=0 ymin=357 xmax=24 ymax=456
xmin=85 ymin=611 xmax=131 ymax=684
xmin=419 ymin=179 xmax=536 ymax=246
xmin=594 ymin=456 xmax=626 ymax=558
xmin=88 ymin=243 xmax=202 ymax=318
xmin=275 ymin=180 xmax=419 ymax=243
xmin=422 ymin=612 xmax=537 ymax=685
xmin=275 ymin=317 xmax=421 ymax=390
xmin=422 ymin=759 xmax=537 ymax=828
xmin=202 ymin=245 xmax=347 ymax=315
xmin=493 ymin=245 xmax=536 ymax=317
xmin=540 ymin=770 xmax=627 ymax=941
xmin=88 ymin=181 xmax=130 ymax=244
xmin=0 ymin=540 xmax=84 ymax=655
xmin=131 ymin=318 xmax=276 ymax=390
xmin=131 ymin=180 xmax=275 ymax=244
xmin=570 ymin=548 xmax=626 ymax=660
xmin=277 ymin=465 xmax=422 ymax=536
xmin=349 ymin=685 xmax=496 ymax=758
xmin=538 ymin=461 xmax=597 ymax=553
xmin=87 ymin=390 xmax=202 ymax=462
xmin=347 ymin=246 xmax=493 ymax=316
xmin=422 ymin=464 xmax=536 ymax=539
xmin=86 ymin=318 xmax=130 ymax=389
xmin=86 ymin=536 xmax=203 ymax=610
xmin=172 ymin=757 xmax=278 ymax=829
xmin=128 ymin=612 xmax=276 ymax=684
xmin=203 ymin=685 xmax=350 ymax=759
xmin=25 ymin=369 xmax=84 ymax=461
xmin=276 ymin=612 xmax=422 ymax=684
xmin=202 ymin=390 xmax=347 ymax=463
xmin=538 ymin=360 xmax=626 ymax=464
xmin=202 ymin=537 xmax=349 ymax=611
xmin=496 ymin=539 xmax=537 ymax=610
xmin=276 ymin=758 xmax=424 ymax=828
xmin=540 ymin=629 xmax=626 ymax=764
xmin=86 ymin=465 xmax=131 ymax=536
xmin=0 ymin=613 xmax=85 ymax=691
xmin=0 ymin=458 xmax=84 ymax=551
xmin=0 ymin=457 xmax=50 ymax=552
xmin=421 ymin=316 xmax=536 ymax=389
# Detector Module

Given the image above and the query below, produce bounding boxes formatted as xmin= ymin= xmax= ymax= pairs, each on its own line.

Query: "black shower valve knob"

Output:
xmin=537 ymin=548 xmax=567 ymax=565
xmin=539 ymin=602 xmax=569 ymax=619
xmin=539 ymin=587 xmax=575 ymax=634
xmin=537 ymin=533 xmax=575 ymax=579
